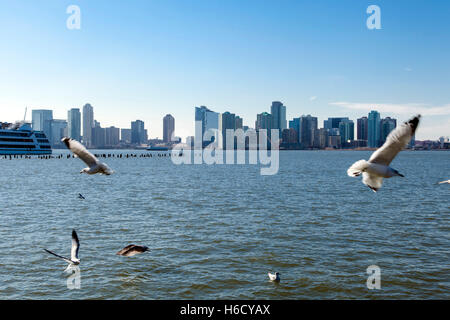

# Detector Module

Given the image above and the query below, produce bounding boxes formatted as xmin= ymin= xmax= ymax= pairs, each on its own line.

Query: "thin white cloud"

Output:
xmin=329 ymin=102 xmax=450 ymax=116
xmin=309 ymin=96 xmax=317 ymax=101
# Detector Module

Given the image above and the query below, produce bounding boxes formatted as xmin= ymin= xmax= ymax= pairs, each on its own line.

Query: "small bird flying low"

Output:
xmin=116 ymin=244 xmax=149 ymax=257
xmin=62 ymin=137 xmax=114 ymax=175
xmin=268 ymin=272 xmax=280 ymax=282
xmin=347 ymin=115 xmax=420 ymax=192
xmin=44 ymin=229 xmax=80 ymax=271
xmin=438 ymin=180 xmax=450 ymax=184
xmin=78 ymin=193 xmax=85 ymax=199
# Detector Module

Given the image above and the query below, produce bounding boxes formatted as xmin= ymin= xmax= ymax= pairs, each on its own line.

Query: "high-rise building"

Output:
xmin=67 ymin=108 xmax=81 ymax=141
xmin=163 ymin=114 xmax=175 ymax=143
xmin=282 ymin=128 xmax=299 ymax=145
xmin=105 ymin=126 xmax=120 ymax=147
xmin=255 ymin=112 xmax=273 ymax=130
xmin=357 ymin=116 xmax=368 ymax=141
xmin=195 ymin=106 xmax=219 ymax=147
xmin=339 ymin=119 xmax=355 ymax=145
xmin=313 ymin=128 xmax=329 ymax=149
xmin=270 ymin=101 xmax=287 ymax=131
xmin=120 ymin=129 xmax=132 ymax=143
xmin=380 ymin=117 xmax=397 ymax=143
xmin=50 ymin=119 xmax=68 ymax=148
xmin=82 ymin=103 xmax=94 ymax=148
xmin=324 ymin=117 xmax=350 ymax=131
xmin=299 ymin=115 xmax=318 ymax=148
xmin=235 ymin=116 xmax=243 ymax=129
xmin=289 ymin=118 xmax=301 ymax=144
xmin=368 ymin=110 xmax=381 ymax=148
xmin=32 ymin=109 xmax=53 ymax=141
xmin=91 ymin=121 xmax=105 ymax=148
xmin=219 ymin=112 xmax=236 ymax=149
xmin=131 ymin=120 xmax=146 ymax=144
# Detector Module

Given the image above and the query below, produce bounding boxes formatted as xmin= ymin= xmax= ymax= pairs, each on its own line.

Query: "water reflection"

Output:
xmin=66 ymin=265 xmax=81 ymax=290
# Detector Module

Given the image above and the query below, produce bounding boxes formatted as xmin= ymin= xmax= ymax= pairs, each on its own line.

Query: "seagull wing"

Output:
xmin=362 ymin=172 xmax=383 ymax=192
xmin=438 ymin=180 xmax=450 ymax=184
xmin=71 ymin=230 xmax=80 ymax=261
xmin=62 ymin=137 xmax=99 ymax=168
xmin=116 ymin=244 xmax=136 ymax=255
xmin=44 ymin=249 xmax=73 ymax=264
xmin=369 ymin=115 xmax=420 ymax=166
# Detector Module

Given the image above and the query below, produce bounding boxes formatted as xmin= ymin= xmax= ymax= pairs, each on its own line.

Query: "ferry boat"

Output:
xmin=0 ymin=121 xmax=52 ymax=155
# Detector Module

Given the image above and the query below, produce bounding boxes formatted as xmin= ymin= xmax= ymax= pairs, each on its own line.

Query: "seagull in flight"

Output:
xmin=116 ymin=245 xmax=149 ymax=257
xmin=78 ymin=193 xmax=85 ymax=200
xmin=44 ymin=229 xmax=80 ymax=271
xmin=347 ymin=115 xmax=420 ymax=192
xmin=268 ymin=272 xmax=280 ymax=282
xmin=438 ymin=180 xmax=450 ymax=184
xmin=62 ymin=137 xmax=114 ymax=175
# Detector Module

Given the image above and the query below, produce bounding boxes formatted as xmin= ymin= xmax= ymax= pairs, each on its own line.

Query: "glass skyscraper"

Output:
xmin=368 ymin=110 xmax=381 ymax=148
xmin=195 ymin=106 xmax=219 ymax=148
xmin=32 ymin=109 xmax=53 ymax=141
xmin=67 ymin=108 xmax=81 ymax=141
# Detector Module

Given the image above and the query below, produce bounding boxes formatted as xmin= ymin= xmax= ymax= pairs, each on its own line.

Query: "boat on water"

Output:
xmin=146 ymin=146 xmax=169 ymax=151
xmin=0 ymin=121 xmax=52 ymax=155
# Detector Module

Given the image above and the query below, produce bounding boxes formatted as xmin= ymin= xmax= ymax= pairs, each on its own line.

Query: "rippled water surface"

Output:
xmin=0 ymin=150 xmax=448 ymax=299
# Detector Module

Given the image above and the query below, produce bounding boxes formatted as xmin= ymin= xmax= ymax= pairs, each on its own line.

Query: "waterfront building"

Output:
xmin=380 ymin=117 xmax=397 ymax=143
xmin=357 ymin=116 xmax=368 ymax=141
xmin=368 ymin=110 xmax=381 ymax=148
xmin=32 ymin=109 xmax=53 ymax=142
xmin=219 ymin=111 xmax=236 ymax=149
xmin=50 ymin=119 xmax=68 ymax=148
xmin=67 ymin=108 xmax=81 ymax=141
xmin=195 ymin=106 xmax=219 ymax=147
xmin=163 ymin=114 xmax=175 ymax=143
xmin=131 ymin=120 xmax=147 ymax=145
xmin=82 ymin=103 xmax=94 ymax=148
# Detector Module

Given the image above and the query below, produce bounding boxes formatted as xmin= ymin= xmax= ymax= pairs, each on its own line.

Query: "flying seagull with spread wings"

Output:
xmin=116 ymin=244 xmax=149 ymax=257
xmin=438 ymin=180 xmax=450 ymax=184
xmin=44 ymin=229 xmax=80 ymax=270
xmin=347 ymin=115 xmax=420 ymax=192
xmin=62 ymin=137 xmax=113 ymax=175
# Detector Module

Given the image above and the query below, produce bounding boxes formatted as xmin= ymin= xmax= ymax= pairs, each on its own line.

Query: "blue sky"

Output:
xmin=0 ymin=0 xmax=449 ymax=139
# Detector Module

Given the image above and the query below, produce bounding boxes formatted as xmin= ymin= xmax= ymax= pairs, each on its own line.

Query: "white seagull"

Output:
xmin=268 ymin=272 xmax=280 ymax=282
xmin=44 ymin=229 xmax=80 ymax=271
xmin=438 ymin=180 xmax=450 ymax=184
xmin=62 ymin=137 xmax=114 ymax=175
xmin=347 ymin=115 xmax=420 ymax=192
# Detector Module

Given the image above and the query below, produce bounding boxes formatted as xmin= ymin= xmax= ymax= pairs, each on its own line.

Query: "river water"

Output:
xmin=0 ymin=150 xmax=448 ymax=299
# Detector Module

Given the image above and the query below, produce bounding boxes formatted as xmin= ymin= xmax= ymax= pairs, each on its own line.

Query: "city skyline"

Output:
xmin=1 ymin=1 xmax=449 ymax=140
xmin=23 ymin=102 xmax=449 ymax=151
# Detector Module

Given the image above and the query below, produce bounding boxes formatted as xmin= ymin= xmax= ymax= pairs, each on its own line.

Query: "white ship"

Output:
xmin=0 ymin=121 xmax=52 ymax=155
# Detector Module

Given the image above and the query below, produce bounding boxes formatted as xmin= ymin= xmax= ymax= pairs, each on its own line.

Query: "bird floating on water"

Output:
xmin=116 ymin=244 xmax=149 ymax=257
xmin=44 ymin=229 xmax=80 ymax=271
xmin=62 ymin=137 xmax=114 ymax=175
xmin=347 ymin=115 xmax=420 ymax=192
xmin=268 ymin=272 xmax=280 ymax=282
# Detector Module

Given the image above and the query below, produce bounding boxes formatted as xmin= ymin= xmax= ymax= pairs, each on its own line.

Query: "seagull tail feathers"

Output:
xmin=347 ymin=160 xmax=370 ymax=177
